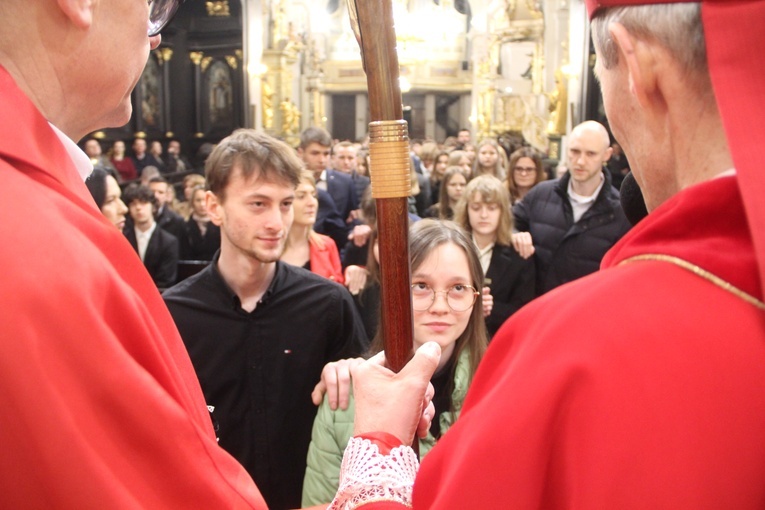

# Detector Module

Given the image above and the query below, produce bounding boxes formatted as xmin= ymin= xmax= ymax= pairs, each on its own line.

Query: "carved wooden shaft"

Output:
xmin=347 ymin=0 xmax=413 ymax=373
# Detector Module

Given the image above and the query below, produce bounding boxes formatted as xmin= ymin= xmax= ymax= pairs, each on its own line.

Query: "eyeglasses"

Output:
xmin=513 ymin=166 xmax=537 ymax=175
xmin=148 ymin=0 xmax=186 ymax=37
xmin=411 ymin=283 xmax=479 ymax=312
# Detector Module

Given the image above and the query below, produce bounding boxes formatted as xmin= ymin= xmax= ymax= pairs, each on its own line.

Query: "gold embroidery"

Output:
xmin=619 ymin=254 xmax=765 ymax=310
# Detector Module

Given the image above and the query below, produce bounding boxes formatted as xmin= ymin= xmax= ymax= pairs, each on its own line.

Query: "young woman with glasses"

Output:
xmin=301 ymin=219 xmax=489 ymax=506
xmin=506 ymin=147 xmax=546 ymax=204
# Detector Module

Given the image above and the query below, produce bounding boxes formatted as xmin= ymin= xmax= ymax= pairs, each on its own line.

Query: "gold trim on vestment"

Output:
xmin=619 ymin=254 xmax=765 ymax=310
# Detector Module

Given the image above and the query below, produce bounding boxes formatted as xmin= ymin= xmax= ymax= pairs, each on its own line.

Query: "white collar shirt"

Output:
xmin=49 ymin=122 xmax=93 ymax=180
xmin=135 ymin=222 xmax=157 ymax=262
xmin=316 ymin=170 xmax=328 ymax=191
xmin=473 ymin=235 xmax=495 ymax=276
xmin=567 ymin=174 xmax=605 ymax=223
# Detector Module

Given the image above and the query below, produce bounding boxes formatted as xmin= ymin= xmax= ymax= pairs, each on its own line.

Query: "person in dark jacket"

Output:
xmin=180 ymin=185 xmax=220 ymax=261
xmin=455 ymin=175 xmax=535 ymax=337
xmin=512 ymin=121 xmax=631 ymax=296
xmin=122 ymin=184 xmax=179 ymax=289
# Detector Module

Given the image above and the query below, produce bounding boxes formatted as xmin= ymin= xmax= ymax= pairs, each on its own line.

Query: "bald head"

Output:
xmin=570 ymin=121 xmax=611 ymax=151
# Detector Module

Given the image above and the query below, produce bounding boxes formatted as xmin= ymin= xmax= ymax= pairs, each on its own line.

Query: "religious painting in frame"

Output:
xmin=133 ymin=52 xmax=166 ymax=136
xmin=200 ymin=59 xmax=236 ymax=137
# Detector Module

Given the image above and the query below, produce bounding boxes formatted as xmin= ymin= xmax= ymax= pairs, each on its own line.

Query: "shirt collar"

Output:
xmin=135 ymin=221 xmax=157 ymax=239
xmin=567 ymin=172 xmax=605 ymax=205
xmin=48 ymin=122 xmax=93 ymax=181
xmin=209 ymin=252 xmax=285 ymax=311
xmin=472 ymin=235 xmax=495 ymax=256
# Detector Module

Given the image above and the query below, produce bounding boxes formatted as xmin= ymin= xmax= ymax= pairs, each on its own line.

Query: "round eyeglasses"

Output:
xmin=148 ymin=0 xmax=186 ymax=37
xmin=411 ymin=283 xmax=479 ymax=312
xmin=513 ymin=166 xmax=537 ymax=175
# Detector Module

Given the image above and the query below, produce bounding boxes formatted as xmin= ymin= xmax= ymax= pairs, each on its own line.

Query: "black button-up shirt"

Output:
xmin=164 ymin=258 xmax=365 ymax=509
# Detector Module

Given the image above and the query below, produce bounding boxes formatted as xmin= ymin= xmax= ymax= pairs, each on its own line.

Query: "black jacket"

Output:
xmin=485 ymin=244 xmax=536 ymax=337
xmin=124 ymin=225 xmax=179 ymax=289
xmin=156 ymin=206 xmax=186 ymax=242
xmin=513 ymin=170 xmax=631 ymax=296
xmin=180 ymin=218 xmax=221 ymax=261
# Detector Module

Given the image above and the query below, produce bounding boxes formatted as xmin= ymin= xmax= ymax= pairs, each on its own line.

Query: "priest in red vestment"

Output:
xmin=330 ymin=0 xmax=765 ymax=508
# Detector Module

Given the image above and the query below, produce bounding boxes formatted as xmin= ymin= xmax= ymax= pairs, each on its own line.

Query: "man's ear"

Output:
xmin=206 ymin=191 xmax=224 ymax=227
xmin=603 ymin=146 xmax=614 ymax=163
xmin=56 ymin=0 xmax=94 ymax=29
xmin=609 ymin=22 xmax=657 ymax=108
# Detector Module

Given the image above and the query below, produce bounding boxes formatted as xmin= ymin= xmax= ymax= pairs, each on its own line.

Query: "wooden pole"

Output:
xmin=346 ymin=0 xmax=413 ymax=373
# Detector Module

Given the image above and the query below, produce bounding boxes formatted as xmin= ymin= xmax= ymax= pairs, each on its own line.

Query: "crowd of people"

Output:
xmin=78 ymin=120 xmax=633 ymax=507
xmin=6 ymin=0 xmax=764 ymax=508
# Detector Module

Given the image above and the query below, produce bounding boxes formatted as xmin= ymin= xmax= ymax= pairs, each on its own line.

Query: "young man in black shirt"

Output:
xmin=163 ymin=130 xmax=366 ymax=510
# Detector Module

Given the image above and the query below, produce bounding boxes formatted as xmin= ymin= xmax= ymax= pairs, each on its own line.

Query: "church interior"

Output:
xmin=90 ymin=0 xmax=606 ymax=165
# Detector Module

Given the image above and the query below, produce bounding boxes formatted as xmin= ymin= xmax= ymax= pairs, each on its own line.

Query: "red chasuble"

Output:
xmin=0 ymin=66 xmax=266 ymax=508
xmin=405 ymin=175 xmax=765 ymax=508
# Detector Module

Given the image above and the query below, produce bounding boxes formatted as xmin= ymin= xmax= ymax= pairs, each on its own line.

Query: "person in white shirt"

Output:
xmin=122 ymin=184 xmax=179 ymax=289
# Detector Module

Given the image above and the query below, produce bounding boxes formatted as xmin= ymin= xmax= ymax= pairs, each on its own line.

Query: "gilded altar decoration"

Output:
xmin=205 ymin=1 xmax=230 ymax=17
xmin=262 ymin=78 xmax=275 ymax=130
xmin=547 ymin=68 xmax=568 ymax=135
xmin=189 ymin=51 xmax=204 ymax=66
xmin=280 ymin=99 xmax=301 ymax=136
xmin=155 ymin=48 xmax=173 ymax=64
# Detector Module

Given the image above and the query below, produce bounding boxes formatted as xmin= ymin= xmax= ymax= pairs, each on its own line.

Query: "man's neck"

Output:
xmin=135 ymin=220 xmax=155 ymax=233
xmin=217 ymin=247 xmax=277 ymax=313
xmin=570 ymin=172 xmax=603 ymax=198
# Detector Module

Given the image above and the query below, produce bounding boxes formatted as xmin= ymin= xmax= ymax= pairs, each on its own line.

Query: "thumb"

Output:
xmin=399 ymin=342 xmax=441 ymax=379
xmin=311 ymin=381 xmax=326 ymax=406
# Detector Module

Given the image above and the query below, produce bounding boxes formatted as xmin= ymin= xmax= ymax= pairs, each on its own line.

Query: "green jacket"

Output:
xmin=301 ymin=350 xmax=472 ymax=507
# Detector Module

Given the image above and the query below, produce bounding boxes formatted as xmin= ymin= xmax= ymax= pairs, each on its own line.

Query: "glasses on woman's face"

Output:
xmin=514 ymin=166 xmax=537 ymax=175
xmin=411 ymin=283 xmax=479 ymax=312
xmin=147 ymin=0 xmax=186 ymax=37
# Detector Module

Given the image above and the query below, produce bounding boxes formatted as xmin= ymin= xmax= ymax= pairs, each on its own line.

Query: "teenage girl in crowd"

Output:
xmin=447 ymin=149 xmax=472 ymax=177
xmin=473 ymin=139 xmax=508 ymax=181
xmin=281 ymin=170 xmax=344 ymax=283
xmin=301 ymin=219 xmax=489 ymax=506
xmin=180 ymin=185 xmax=221 ymax=261
xmin=429 ymin=149 xmax=450 ymax=205
xmin=455 ymin=175 xmax=535 ymax=337
xmin=424 ymin=166 xmax=469 ymax=220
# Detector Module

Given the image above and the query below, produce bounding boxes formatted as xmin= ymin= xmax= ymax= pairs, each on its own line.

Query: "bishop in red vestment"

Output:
xmin=333 ymin=0 xmax=765 ymax=508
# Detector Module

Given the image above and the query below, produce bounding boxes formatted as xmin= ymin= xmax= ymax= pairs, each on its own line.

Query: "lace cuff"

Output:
xmin=329 ymin=436 xmax=419 ymax=509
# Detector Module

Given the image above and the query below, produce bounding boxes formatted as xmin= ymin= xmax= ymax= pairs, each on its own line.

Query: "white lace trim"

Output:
xmin=329 ymin=437 xmax=419 ymax=509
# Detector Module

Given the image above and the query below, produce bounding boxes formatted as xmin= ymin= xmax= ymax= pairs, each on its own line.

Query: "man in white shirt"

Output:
xmin=123 ymin=184 xmax=179 ymax=289
xmin=512 ymin=121 xmax=631 ymax=296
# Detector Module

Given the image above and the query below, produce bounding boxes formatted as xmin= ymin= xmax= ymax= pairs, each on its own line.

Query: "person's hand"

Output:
xmin=311 ymin=357 xmax=365 ymax=410
xmin=481 ymin=286 xmax=493 ymax=318
xmin=344 ymin=265 xmax=369 ymax=295
xmin=511 ymin=232 xmax=535 ymax=259
xmin=348 ymin=224 xmax=372 ymax=247
xmin=352 ymin=342 xmax=441 ymax=445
